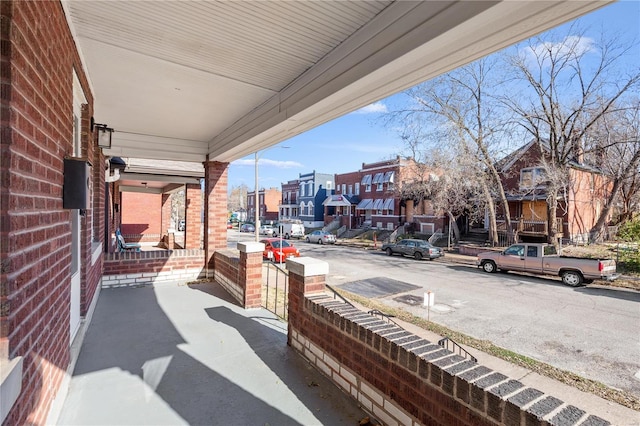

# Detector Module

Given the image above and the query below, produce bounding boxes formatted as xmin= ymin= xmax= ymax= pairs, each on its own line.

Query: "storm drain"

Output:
xmin=394 ymin=294 xmax=424 ymax=306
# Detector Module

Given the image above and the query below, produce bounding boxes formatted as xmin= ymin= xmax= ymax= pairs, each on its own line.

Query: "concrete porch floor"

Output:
xmin=56 ymin=281 xmax=366 ymax=425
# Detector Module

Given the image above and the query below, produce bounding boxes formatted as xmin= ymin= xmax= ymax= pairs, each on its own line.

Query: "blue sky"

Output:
xmin=228 ymin=1 xmax=640 ymax=191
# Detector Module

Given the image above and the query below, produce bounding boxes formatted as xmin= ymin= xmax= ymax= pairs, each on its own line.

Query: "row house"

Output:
xmin=278 ymin=179 xmax=300 ymax=221
xmin=323 ymin=157 xmax=448 ymax=233
xmin=496 ymin=140 xmax=612 ymax=244
xmin=247 ymin=187 xmax=281 ymax=223
xmin=298 ymin=171 xmax=335 ymax=228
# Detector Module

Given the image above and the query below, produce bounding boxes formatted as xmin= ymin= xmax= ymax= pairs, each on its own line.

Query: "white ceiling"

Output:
xmin=63 ymin=0 xmax=612 ymax=164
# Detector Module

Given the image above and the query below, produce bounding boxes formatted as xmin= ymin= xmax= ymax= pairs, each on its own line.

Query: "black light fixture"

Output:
xmin=91 ymin=117 xmax=114 ymax=149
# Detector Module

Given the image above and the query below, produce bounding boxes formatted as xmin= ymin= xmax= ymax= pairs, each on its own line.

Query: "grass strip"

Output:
xmin=334 ymin=287 xmax=640 ymax=412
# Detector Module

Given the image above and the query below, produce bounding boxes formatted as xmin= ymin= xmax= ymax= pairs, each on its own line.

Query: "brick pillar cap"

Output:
xmin=286 ymin=257 xmax=329 ymax=277
xmin=237 ymin=242 xmax=265 ymax=253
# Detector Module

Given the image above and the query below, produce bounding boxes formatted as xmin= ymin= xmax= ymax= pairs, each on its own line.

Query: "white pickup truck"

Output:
xmin=477 ymin=243 xmax=618 ymax=286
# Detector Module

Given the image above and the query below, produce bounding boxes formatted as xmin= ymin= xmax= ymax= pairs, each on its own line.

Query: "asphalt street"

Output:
xmin=228 ymin=230 xmax=640 ymax=400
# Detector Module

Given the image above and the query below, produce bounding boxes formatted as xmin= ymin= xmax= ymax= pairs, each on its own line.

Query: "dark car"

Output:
xmin=240 ymin=223 xmax=255 ymax=233
xmin=381 ymin=239 xmax=444 ymax=261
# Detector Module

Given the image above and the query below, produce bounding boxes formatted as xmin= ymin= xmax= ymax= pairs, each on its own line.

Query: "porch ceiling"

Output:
xmin=63 ymin=1 xmax=611 ymax=163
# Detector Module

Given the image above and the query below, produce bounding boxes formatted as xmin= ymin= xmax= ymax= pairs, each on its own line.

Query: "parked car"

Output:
xmin=261 ymin=238 xmax=300 ymax=263
xmin=260 ymin=224 xmax=274 ymax=236
xmin=306 ymin=230 xmax=336 ymax=244
xmin=381 ymin=239 xmax=444 ymax=261
xmin=227 ymin=222 xmax=233 ymax=229
xmin=240 ymin=223 xmax=255 ymax=233
xmin=476 ymin=243 xmax=618 ymax=286
xmin=272 ymin=222 xmax=305 ymax=239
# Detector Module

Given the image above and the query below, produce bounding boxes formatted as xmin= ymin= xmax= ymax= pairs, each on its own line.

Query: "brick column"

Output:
xmin=286 ymin=257 xmax=329 ymax=345
xmin=185 ymin=183 xmax=202 ymax=249
xmin=161 ymin=193 xmax=172 ymax=236
xmin=204 ymin=161 xmax=229 ymax=271
xmin=237 ymin=242 xmax=265 ymax=308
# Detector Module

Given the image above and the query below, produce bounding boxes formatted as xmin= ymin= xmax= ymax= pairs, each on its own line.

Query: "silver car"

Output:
xmin=305 ymin=230 xmax=336 ymax=244
xmin=381 ymin=239 xmax=444 ymax=260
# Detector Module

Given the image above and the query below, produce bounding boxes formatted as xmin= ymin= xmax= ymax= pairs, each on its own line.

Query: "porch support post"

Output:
xmin=161 ymin=193 xmax=172 ymax=243
xmin=237 ymin=242 xmax=264 ymax=309
xmin=204 ymin=161 xmax=229 ymax=274
xmin=286 ymin=257 xmax=328 ymax=346
xmin=185 ymin=183 xmax=202 ymax=249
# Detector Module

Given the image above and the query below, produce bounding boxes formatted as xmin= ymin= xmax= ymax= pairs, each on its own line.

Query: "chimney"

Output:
xmin=571 ymin=129 xmax=584 ymax=164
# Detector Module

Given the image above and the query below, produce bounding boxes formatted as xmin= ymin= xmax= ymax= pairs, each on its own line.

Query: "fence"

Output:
xmin=262 ymin=261 xmax=289 ymax=320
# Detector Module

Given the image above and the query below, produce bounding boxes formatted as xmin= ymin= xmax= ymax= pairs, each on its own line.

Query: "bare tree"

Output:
xmin=587 ymin=101 xmax=640 ymax=236
xmin=228 ymin=183 xmax=249 ymax=214
xmin=397 ymin=136 xmax=487 ymax=243
xmin=504 ymin=24 xmax=640 ymax=244
xmin=388 ymin=58 xmax=516 ymax=245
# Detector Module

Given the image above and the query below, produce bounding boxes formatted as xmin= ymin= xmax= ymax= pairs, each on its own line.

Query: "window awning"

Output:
xmin=372 ymin=199 xmax=384 ymax=210
xmin=361 ymin=174 xmax=372 ymax=185
xmin=372 ymin=173 xmax=384 ymax=184
xmin=383 ymin=171 xmax=395 ymax=183
xmin=322 ymin=195 xmax=353 ymax=207
xmin=383 ymin=198 xmax=394 ymax=210
xmin=356 ymin=198 xmax=373 ymax=210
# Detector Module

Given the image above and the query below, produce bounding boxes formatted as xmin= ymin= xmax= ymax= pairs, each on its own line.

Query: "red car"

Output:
xmin=261 ymin=238 xmax=300 ymax=263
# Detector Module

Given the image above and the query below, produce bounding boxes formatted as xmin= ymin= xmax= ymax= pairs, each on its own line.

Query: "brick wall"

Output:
xmin=1 ymin=1 xmax=101 ymax=424
xmin=213 ymin=243 xmax=263 ymax=308
xmin=102 ymin=249 xmax=206 ymax=287
xmin=287 ymin=264 xmax=610 ymax=426
xmin=120 ymin=191 xmax=162 ymax=239
xmin=213 ymin=250 xmax=242 ymax=302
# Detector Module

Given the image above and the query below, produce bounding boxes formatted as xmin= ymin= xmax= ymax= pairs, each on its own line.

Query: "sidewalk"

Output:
xmin=56 ymin=281 xmax=366 ymax=425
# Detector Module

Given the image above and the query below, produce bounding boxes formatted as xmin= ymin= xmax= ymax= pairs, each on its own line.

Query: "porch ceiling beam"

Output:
xmin=120 ymin=173 xmax=201 ymax=185
xmin=208 ymin=0 xmax=610 ymax=163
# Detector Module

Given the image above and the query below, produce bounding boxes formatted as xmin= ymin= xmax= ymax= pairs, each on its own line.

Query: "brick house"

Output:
xmin=326 ymin=157 xmax=448 ymax=234
xmin=279 ymin=179 xmax=300 ymax=221
xmin=496 ymin=140 xmax=612 ymax=244
xmin=247 ymin=187 xmax=281 ymax=223
xmin=0 ymin=2 xmax=608 ymax=425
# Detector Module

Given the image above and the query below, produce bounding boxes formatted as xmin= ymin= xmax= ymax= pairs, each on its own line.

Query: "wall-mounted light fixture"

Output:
xmin=91 ymin=117 xmax=114 ymax=149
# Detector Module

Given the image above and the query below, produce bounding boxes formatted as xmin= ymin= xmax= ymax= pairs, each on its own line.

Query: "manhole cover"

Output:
xmin=394 ymin=295 xmax=424 ymax=305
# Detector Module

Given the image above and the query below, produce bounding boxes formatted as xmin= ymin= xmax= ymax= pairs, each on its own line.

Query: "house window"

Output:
xmin=300 ymin=201 xmax=305 ymax=215
xmin=348 ymin=184 xmax=352 ymax=194
xmin=520 ymin=167 xmax=546 ymax=189
xmin=342 ymin=184 xmax=346 ymax=194
xmin=365 ymin=184 xmax=371 ymax=192
xmin=307 ymin=201 xmax=314 ymax=216
xmin=377 ymin=182 xmax=383 ymax=191
xmin=387 ymin=181 xmax=394 ymax=191
xmin=355 ymin=184 xmax=360 ymax=195
xmin=308 ymin=182 xmax=314 ymax=195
